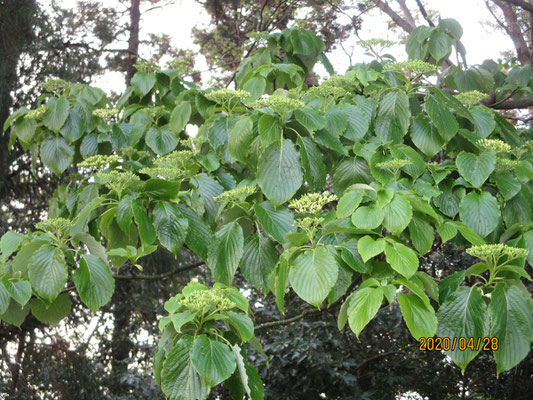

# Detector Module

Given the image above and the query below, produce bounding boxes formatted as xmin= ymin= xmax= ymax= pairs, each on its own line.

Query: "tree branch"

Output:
xmin=396 ymin=0 xmax=416 ymax=27
xmin=113 ymin=260 xmax=204 ymax=280
xmin=492 ymin=0 xmax=531 ymax=64
xmin=497 ymin=0 xmax=533 ymax=13
xmin=415 ymin=0 xmax=435 ymax=27
xmin=370 ymin=0 xmax=415 ymax=33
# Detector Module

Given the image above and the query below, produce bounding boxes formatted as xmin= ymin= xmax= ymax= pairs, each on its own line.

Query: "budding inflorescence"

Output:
xmin=294 ymin=216 xmax=324 ymax=232
xmin=466 ymin=244 xmax=529 ymax=266
xmin=40 ymin=78 xmax=72 ymax=94
xmin=96 ymin=170 xmax=140 ymax=196
xmin=307 ymin=85 xmax=349 ymax=100
xmin=322 ymin=75 xmax=357 ymax=90
xmin=214 ymin=186 xmax=256 ymax=203
xmin=495 ymin=157 xmax=521 ymax=172
xmin=289 ymin=192 xmax=338 ymax=215
xmin=205 ymin=89 xmax=250 ymax=104
xmin=78 ymin=155 xmax=121 ymax=169
xmin=92 ymin=108 xmax=119 ymax=122
xmin=377 ymin=159 xmax=411 ymax=172
xmin=383 ymin=60 xmax=438 ymax=76
xmin=134 ymin=60 xmax=158 ymax=73
xmin=454 ymin=90 xmax=488 ymax=108
xmin=35 ymin=218 xmax=72 ymax=236
xmin=25 ymin=106 xmax=48 ymax=119
xmin=254 ymin=95 xmax=305 ymax=113
xmin=477 ymin=138 xmax=511 ymax=153
xmin=179 ymin=288 xmax=236 ymax=312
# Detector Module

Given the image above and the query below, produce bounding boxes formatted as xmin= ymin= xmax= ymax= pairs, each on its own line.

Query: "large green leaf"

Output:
xmin=258 ymin=114 xmax=281 ymax=146
xmin=132 ymin=199 xmax=157 ymax=246
xmin=375 ymin=91 xmax=410 ymax=143
xmin=1 ymin=278 xmax=31 ymax=307
xmin=228 ymin=116 xmax=253 ymax=163
xmin=227 ymin=311 xmax=254 ymax=342
xmin=384 ymin=242 xmax=419 ymax=278
xmin=0 ymin=231 xmax=24 ymax=260
xmin=410 ymin=114 xmax=443 ymax=158
xmin=153 ymin=202 xmax=189 ymax=255
xmin=428 ymin=31 xmax=452 ymax=61
xmin=325 ymin=107 xmax=348 ymax=136
xmin=60 ymin=107 xmax=85 ymax=143
xmin=297 ymin=136 xmax=326 ymax=191
xmin=352 ymin=205 xmax=384 ymax=230
xmin=176 ymin=204 xmax=213 ymax=260
xmin=28 ymin=245 xmax=68 ymax=302
xmin=191 ymin=334 xmax=237 ymax=387
xmin=470 ymin=105 xmax=495 ymax=138
xmin=30 ymin=293 xmax=71 ymax=325
xmin=398 ymin=293 xmax=437 ymax=340
xmin=456 ymin=151 xmax=495 ymax=188
xmin=408 ymin=214 xmax=435 ymax=254
xmin=288 ymin=246 xmax=339 ymax=307
xmin=489 ymin=284 xmax=533 ymax=373
xmin=43 ymin=96 xmax=69 ymax=131
xmin=383 ymin=193 xmax=413 ymax=234
xmin=295 ymin=107 xmax=325 ymax=132
xmin=357 ymin=235 xmax=386 ymax=263
xmin=257 ymin=139 xmax=303 ymax=205
xmin=337 ymin=190 xmax=364 ymax=219
xmin=339 ymin=103 xmax=369 ymax=141
xmin=347 ymin=286 xmax=383 ymax=338
xmin=459 ymin=191 xmax=500 ymax=237
xmin=73 ymin=255 xmax=115 ymax=311
xmin=207 ymin=222 xmax=244 ymax=285
xmin=240 ymin=234 xmax=278 ymax=290
xmin=424 ymin=95 xmax=458 ymax=142
xmin=131 ymin=72 xmax=156 ymax=97
xmin=161 ymin=335 xmax=209 ymax=400
xmin=253 ymin=201 xmax=295 ymax=243
xmin=170 ymin=102 xmax=192 ymax=134
xmin=146 ymin=127 xmax=178 ymax=155
xmin=437 ymin=286 xmax=489 ymax=372
xmin=40 ymin=137 xmax=74 ymax=176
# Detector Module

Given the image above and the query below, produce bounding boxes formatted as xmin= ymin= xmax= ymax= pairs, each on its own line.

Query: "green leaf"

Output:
xmin=398 ymin=293 xmax=437 ymax=340
xmin=288 ymin=246 xmax=339 ymax=307
xmin=146 ymin=127 xmax=178 ymax=155
xmin=425 ymin=95 xmax=458 ymax=142
xmin=1 ymin=278 xmax=31 ymax=306
xmin=290 ymin=29 xmax=317 ymax=55
xmin=339 ymin=104 xmax=369 ymax=141
xmin=352 ymin=205 xmax=384 ymax=230
xmin=0 ymin=231 xmax=24 ymax=259
xmin=153 ymin=202 xmax=189 ymax=255
xmin=242 ymin=76 xmax=266 ymax=102
xmin=73 ymin=254 xmax=115 ymax=311
xmin=227 ymin=311 xmax=254 ymax=342
xmin=409 ymin=214 xmax=434 ymax=254
xmin=60 ymin=107 xmax=85 ymax=143
xmin=191 ymin=334 xmax=237 ymax=387
xmin=142 ymin=179 xmax=181 ymax=200
xmin=229 ymin=116 xmax=253 ymax=163
xmin=28 ymin=245 xmax=68 ymax=302
xmin=0 ymin=283 xmax=9 ymax=314
xmin=30 ymin=293 xmax=71 ymax=325
xmin=332 ymin=158 xmax=372 ymax=196
xmin=375 ymin=91 xmax=410 ymax=143
xmin=40 ymin=137 xmax=74 ymax=176
xmin=383 ymin=193 xmax=413 ymax=234
xmin=10 ymin=239 xmax=49 ymax=276
xmin=337 ymin=190 xmax=364 ymax=219
xmin=428 ymin=30 xmax=452 ymax=60
xmin=437 ymin=286 xmax=489 ymax=372
xmin=208 ymin=222 xmax=244 ymax=285
xmin=459 ymin=191 xmax=500 ymax=237
xmin=453 ymin=221 xmax=486 ymax=246
xmin=456 ymin=151 xmax=495 ymax=188
xmin=240 ymin=234 xmax=278 ymax=290
xmin=176 ymin=204 xmax=213 ymax=260
xmin=438 ymin=221 xmax=458 ymax=243
xmin=347 ymin=286 xmax=383 ymax=338
xmin=169 ymin=102 xmax=192 ymax=134
xmin=524 ymin=230 xmax=533 ymax=266
xmin=385 ymin=242 xmax=419 ymax=278
xmin=257 ymin=139 xmax=303 ymax=205
xmin=43 ymin=96 xmax=70 ymax=131
xmin=254 ymin=201 xmax=295 ymax=244
xmin=116 ymin=194 xmax=134 ymax=233
xmin=132 ymin=199 xmax=156 ymax=246
xmin=489 ymin=284 xmax=533 ymax=373
xmin=0 ymin=301 xmax=30 ymax=327
xmin=161 ymin=335 xmax=209 ymax=400
xmin=171 ymin=310 xmax=197 ymax=332
xmin=324 ymin=107 xmax=347 ymax=136
xmin=131 ymin=72 xmax=156 ymax=97
xmin=357 ymin=236 xmax=386 ymax=263
xmin=470 ymin=106 xmax=495 ymax=138
xmin=297 ymin=136 xmax=326 ymax=191
xmin=258 ymin=114 xmax=281 ymax=146
xmin=295 ymin=107 xmax=325 ymax=132
xmin=493 ymin=172 xmax=521 ymax=201
xmin=438 ymin=270 xmax=466 ymax=304
xmin=410 ymin=114 xmax=443 ymax=158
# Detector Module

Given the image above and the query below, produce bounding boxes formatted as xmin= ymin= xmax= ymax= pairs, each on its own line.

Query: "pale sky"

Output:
xmin=92 ymin=0 xmax=515 ymax=91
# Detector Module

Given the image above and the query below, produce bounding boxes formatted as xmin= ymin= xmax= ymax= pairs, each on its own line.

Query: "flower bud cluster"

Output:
xmin=357 ymin=38 xmax=395 ymax=49
xmin=294 ymin=216 xmax=324 ymax=232
xmin=155 ymin=150 xmax=194 ymax=167
xmin=383 ymin=60 xmax=437 ymax=75
xmin=134 ymin=60 xmax=158 ymax=73
xmin=35 ymin=218 xmax=72 ymax=234
xmin=26 ymin=106 xmax=48 ymax=119
xmin=205 ymin=89 xmax=250 ymax=105
xmin=495 ymin=157 xmax=520 ymax=172
xmin=166 ymin=59 xmax=193 ymax=74
xmin=307 ymin=85 xmax=348 ymax=99
xmin=289 ymin=192 xmax=338 ymax=215
xmin=179 ymin=288 xmax=235 ymax=312
xmin=477 ymin=139 xmax=511 ymax=153
xmin=92 ymin=108 xmax=119 ymax=122
xmin=322 ymin=75 xmax=356 ymax=90
xmin=454 ymin=91 xmax=488 ymax=108
xmin=40 ymin=78 xmax=72 ymax=93
xmin=466 ymin=244 xmax=529 ymax=263
xmin=96 ymin=170 xmax=140 ymax=194
xmin=254 ymin=95 xmax=305 ymax=113
xmin=121 ymin=147 xmax=150 ymax=160
xmin=78 ymin=155 xmax=120 ymax=169
xmin=214 ymin=186 xmax=256 ymax=203
xmin=377 ymin=159 xmax=411 ymax=171
xmin=147 ymin=106 xmax=166 ymax=119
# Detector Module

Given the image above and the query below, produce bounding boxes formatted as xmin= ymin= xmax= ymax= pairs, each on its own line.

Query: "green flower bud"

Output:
xmin=214 ymin=186 xmax=256 ymax=203
xmin=35 ymin=218 xmax=72 ymax=235
xmin=454 ymin=91 xmax=488 ymax=108
xmin=477 ymin=139 xmax=511 ymax=153
xmin=26 ymin=106 xmax=48 ymax=119
xmin=383 ymin=60 xmax=437 ymax=75
xmin=254 ymin=95 xmax=305 ymax=113
xmin=78 ymin=155 xmax=121 ymax=169
xmin=289 ymin=192 xmax=338 ymax=215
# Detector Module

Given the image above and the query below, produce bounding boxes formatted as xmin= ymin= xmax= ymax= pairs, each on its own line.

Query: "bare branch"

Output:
xmin=113 ymin=260 xmax=204 ymax=280
xmin=492 ymin=0 xmax=531 ymax=64
xmin=396 ymin=0 xmax=416 ymax=27
xmin=415 ymin=0 xmax=435 ymax=27
xmin=496 ymin=0 xmax=533 ymax=13
xmin=369 ymin=0 xmax=415 ymax=33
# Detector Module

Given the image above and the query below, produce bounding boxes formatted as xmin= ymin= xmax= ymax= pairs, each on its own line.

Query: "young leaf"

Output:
xmin=30 ymin=293 xmax=71 ymax=325
xmin=384 ymin=242 xmax=419 ymax=279
xmin=459 ymin=191 xmax=500 ymax=237
xmin=398 ymin=293 xmax=437 ymax=340
xmin=73 ymin=254 xmax=115 ymax=311
xmin=347 ymin=286 xmax=383 ymax=338
xmin=207 ymin=222 xmax=244 ymax=285
xmin=28 ymin=245 xmax=68 ymax=302
xmin=456 ymin=151 xmax=495 ymax=188
xmin=191 ymin=334 xmax=237 ymax=387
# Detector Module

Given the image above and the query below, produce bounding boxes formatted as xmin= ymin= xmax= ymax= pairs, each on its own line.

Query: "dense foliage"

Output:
xmin=1 ymin=22 xmax=533 ymax=399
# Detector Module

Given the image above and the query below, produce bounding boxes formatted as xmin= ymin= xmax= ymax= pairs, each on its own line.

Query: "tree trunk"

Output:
xmin=493 ymin=0 xmax=531 ymax=64
xmin=125 ymin=0 xmax=141 ymax=85
xmin=0 ymin=0 xmax=37 ymax=199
